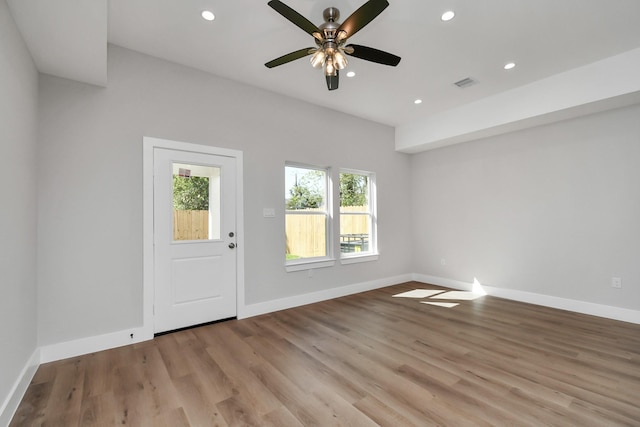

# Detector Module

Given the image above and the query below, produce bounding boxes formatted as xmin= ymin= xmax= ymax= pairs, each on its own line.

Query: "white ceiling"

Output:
xmin=6 ymin=0 xmax=107 ymax=86
xmin=7 ymin=0 xmax=640 ymax=149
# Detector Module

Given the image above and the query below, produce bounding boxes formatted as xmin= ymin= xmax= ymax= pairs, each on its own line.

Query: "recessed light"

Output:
xmin=414 ymin=99 xmax=423 ymax=105
xmin=201 ymin=10 xmax=215 ymax=21
xmin=441 ymin=11 xmax=455 ymax=21
xmin=346 ymin=71 xmax=356 ymax=78
xmin=504 ymin=62 xmax=516 ymax=70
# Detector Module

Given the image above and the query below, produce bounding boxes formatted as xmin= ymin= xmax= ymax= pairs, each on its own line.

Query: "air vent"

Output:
xmin=454 ymin=77 xmax=477 ymax=88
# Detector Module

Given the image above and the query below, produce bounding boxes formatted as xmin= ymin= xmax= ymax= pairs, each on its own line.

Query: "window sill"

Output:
xmin=285 ymin=258 xmax=336 ymax=272
xmin=340 ymin=254 xmax=379 ymax=265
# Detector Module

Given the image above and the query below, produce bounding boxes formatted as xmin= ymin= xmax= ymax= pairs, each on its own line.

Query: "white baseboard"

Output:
xmin=39 ymin=325 xmax=153 ymax=364
xmin=238 ymin=274 xmax=413 ymax=319
xmin=413 ymin=273 xmax=640 ymax=325
xmin=0 ymin=348 xmax=40 ymax=427
xmin=412 ymin=274 xmax=475 ymax=292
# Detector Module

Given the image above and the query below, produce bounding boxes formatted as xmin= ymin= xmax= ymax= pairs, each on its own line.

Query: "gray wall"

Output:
xmin=0 ymin=0 xmax=38 ymax=410
xmin=36 ymin=45 xmax=413 ymax=346
xmin=410 ymin=104 xmax=640 ymax=310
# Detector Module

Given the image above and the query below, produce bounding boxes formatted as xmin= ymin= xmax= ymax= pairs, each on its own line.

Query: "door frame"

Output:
xmin=143 ymin=136 xmax=245 ymax=337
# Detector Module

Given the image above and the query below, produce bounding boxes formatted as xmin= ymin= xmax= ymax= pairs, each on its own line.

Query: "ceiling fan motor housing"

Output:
xmin=320 ymin=7 xmax=341 ymax=41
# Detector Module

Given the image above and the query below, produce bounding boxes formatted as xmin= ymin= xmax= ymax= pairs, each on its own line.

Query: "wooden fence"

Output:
xmin=286 ymin=206 xmax=369 ymax=258
xmin=340 ymin=206 xmax=370 ymax=235
xmin=174 ymin=208 xmax=368 ymax=255
xmin=286 ymin=214 xmax=326 ymax=258
xmin=174 ymin=210 xmax=209 ymax=240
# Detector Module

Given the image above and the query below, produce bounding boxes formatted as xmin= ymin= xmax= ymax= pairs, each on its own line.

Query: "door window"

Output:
xmin=172 ymin=162 xmax=221 ymax=241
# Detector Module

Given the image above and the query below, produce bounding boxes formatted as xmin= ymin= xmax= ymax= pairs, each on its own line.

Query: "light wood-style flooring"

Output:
xmin=11 ymin=282 xmax=640 ymax=426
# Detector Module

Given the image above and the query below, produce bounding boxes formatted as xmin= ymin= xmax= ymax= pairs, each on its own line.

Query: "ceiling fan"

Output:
xmin=265 ymin=0 xmax=401 ymax=91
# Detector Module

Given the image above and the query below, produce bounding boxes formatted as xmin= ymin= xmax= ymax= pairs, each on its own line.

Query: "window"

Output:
xmin=285 ymin=164 xmax=333 ymax=270
xmin=340 ymin=170 xmax=377 ymax=261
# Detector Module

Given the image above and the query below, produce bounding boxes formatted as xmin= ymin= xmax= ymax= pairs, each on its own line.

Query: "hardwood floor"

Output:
xmin=11 ymin=282 xmax=640 ymax=426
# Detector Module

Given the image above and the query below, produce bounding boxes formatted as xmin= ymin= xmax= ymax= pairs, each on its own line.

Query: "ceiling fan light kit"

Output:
xmin=265 ymin=0 xmax=401 ymax=91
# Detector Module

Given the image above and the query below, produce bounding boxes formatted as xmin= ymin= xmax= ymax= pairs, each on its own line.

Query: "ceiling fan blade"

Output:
xmin=268 ymin=0 xmax=321 ymax=36
xmin=265 ymin=48 xmax=314 ymax=68
xmin=344 ymin=44 xmax=401 ymax=66
xmin=326 ymin=70 xmax=339 ymax=91
xmin=337 ymin=0 xmax=389 ymax=39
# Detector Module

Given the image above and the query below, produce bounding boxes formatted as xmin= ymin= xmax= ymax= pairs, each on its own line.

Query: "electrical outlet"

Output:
xmin=611 ymin=277 xmax=622 ymax=288
xmin=440 ymin=258 xmax=446 ymax=266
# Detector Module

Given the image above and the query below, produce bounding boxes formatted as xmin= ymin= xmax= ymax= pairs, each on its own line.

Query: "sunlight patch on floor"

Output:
xmin=393 ymin=278 xmax=487 ymax=309
xmin=421 ymin=301 xmax=460 ymax=308
xmin=392 ymin=289 xmax=445 ymax=298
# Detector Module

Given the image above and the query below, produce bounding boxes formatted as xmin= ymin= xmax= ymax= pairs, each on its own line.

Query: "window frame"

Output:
xmin=284 ymin=162 xmax=335 ymax=272
xmin=339 ymin=168 xmax=378 ymax=264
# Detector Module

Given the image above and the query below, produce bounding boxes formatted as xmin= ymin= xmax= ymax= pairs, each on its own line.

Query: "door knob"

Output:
xmin=228 ymin=243 xmax=236 ymax=249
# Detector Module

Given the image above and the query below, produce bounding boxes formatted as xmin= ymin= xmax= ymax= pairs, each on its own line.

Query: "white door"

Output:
xmin=153 ymin=147 xmax=237 ymax=333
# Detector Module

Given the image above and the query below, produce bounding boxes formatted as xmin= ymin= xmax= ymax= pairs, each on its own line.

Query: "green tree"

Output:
xmin=173 ymin=176 xmax=209 ymax=210
xmin=286 ymin=170 xmax=324 ymax=209
xmin=340 ymin=173 xmax=368 ymax=207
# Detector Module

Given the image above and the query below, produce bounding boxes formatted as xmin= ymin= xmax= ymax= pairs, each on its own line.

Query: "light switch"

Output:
xmin=263 ymin=208 xmax=276 ymax=218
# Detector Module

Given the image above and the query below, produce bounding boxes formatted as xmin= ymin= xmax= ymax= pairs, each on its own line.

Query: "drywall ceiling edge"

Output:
xmin=395 ymin=48 xmax=640 ymax=153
